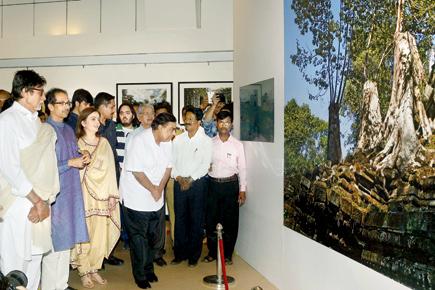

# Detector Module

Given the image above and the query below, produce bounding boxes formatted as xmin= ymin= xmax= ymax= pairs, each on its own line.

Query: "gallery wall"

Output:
xmin=233 ymin=0 xmax=284 ymax=287
xmin=233 ymin=1 xmax=411 ymax=289
xmin=0 ymin=0 xmax=233 ymax=117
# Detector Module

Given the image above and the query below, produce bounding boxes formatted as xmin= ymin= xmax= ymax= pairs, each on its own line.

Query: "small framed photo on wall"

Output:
xmin=178 ymin=81 xmax=233 ymax=123
xmin=116 ymin=82 xmax=173 ymax=108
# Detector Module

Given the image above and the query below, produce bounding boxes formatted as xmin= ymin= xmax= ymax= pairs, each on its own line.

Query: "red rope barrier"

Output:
xmin=218 ymin=238 xmax=229 ymax=290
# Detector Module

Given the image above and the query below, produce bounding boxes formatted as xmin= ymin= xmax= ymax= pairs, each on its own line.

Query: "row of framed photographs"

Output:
xmin=116 ymin=81 xmax=233 ymax=123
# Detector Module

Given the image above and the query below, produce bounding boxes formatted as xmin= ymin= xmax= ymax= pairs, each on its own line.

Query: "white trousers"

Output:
xmin=0 ymin=198 xmax=45 ymax=290
xmin=41 ymin=250 xmax=70 ymax=290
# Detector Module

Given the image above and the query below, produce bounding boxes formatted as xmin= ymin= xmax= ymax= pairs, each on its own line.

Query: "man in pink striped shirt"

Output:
xmin=203 ymin=110 xmax=247 ymax=265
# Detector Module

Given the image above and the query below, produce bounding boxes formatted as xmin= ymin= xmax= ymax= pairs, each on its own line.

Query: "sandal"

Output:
xmin=202 ymin=255 xmax=215 ymax=263
xmin=90 ymin=272 xmax=107 ymax=285
xmin=80 ymin=274 xmax=95 ymax=289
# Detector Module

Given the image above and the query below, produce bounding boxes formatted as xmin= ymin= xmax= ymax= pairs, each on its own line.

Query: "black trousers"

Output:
xmin=154 ymin=199 xmax=166 ymax=259
xmin=205 ymin=177 xmax=240 ymax=259
xmin=123 ymin=205 xmax=163 ymax=282
xmin=173 ymin=176 xmax=207 ymax=263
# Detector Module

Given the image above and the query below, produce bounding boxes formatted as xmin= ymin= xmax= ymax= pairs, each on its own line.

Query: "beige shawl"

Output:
xmin=0 ymin=123 xmax=59 ymax=252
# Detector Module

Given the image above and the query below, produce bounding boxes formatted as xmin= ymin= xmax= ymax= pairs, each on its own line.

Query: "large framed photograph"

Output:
xmin=116 ymin=82 xmax=173 ymax=108
xmin=178 ymin=81 xmax=233 ymax=122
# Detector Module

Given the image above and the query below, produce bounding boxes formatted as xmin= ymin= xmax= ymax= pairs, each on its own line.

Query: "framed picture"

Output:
xmin=178 ymin=81 xmax=233 ymax=123
xmin=240 ymin=78 xmax=274 ymax=142
xmin=116 ymin=82 xmax=173 ymax=108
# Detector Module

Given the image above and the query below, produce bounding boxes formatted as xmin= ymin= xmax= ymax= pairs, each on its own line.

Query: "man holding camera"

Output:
xmin=202 ymin=93 xmax=226 ymax=138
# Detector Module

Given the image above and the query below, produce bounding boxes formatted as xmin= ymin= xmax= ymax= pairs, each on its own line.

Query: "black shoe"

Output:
xmin=136 ymin=280 xmax=151 ymax=289
xmin=202 ymin=255 xmax=216 ymax=263
xmin=188 ymin=261 xmax=198 ymax=268
xmin=170 ymin=258 xmax=184 ymax=265
xmin=225 ymin=258 xmax=233 ymax=265
xmin=145 ymin=272 xmax=158 ymax=283
xmin=105 ymin=255 xmax=124 ymax=266
xmin=154 ymin=257 xmax=167 ymax=267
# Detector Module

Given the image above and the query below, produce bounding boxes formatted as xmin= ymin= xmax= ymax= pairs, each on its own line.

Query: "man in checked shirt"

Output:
xmin=203 ymin=109 xmax=247 ymax=265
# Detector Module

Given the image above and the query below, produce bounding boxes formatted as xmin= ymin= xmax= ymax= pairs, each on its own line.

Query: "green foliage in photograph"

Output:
xmin=284 ymin=99 xmax=328 ymax=175
xmin=290 ymin=0 xmax=434 ymax=152
xmin=185 ymin=88 xmax=207 ymax=105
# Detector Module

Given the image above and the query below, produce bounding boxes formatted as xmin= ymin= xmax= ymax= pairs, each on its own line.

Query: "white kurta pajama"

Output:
xmin=0 ymin=102 xmax=59 ymax=290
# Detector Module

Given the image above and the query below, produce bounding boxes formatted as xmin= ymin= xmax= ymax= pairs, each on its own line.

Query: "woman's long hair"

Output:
xmin=76 ymin=107 xmax=100 ymax=139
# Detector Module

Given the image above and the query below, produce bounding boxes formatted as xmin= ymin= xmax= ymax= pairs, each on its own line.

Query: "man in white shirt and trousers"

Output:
xmin=120 ymin=112 xmax=176 ymax=289
xmin=171 ymin=107 xmax=212 ymax=267
xmin=0 ymin=70 xmax=59 ymax=290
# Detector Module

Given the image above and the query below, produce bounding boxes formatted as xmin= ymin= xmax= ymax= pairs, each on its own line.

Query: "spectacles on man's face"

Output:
xmin=29 ymin=87 xmax=45 ymax=95
xmin=53 ymin=101 xmax=72 ymax=107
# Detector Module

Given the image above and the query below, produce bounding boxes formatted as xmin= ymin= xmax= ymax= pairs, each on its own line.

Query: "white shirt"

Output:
xmin=126 ymin=125 xmax=145 ymax=145
xmin=172 ymin=126 xmax=212 ymax=180
xmin=0 ymin=102 xmax=40 ymax=197
xmin=120 ymin=128 xmax=172 ymax=212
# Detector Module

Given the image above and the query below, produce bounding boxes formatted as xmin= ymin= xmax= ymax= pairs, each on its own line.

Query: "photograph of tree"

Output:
xmin=284 ymin=0 xmax=434 ymax=289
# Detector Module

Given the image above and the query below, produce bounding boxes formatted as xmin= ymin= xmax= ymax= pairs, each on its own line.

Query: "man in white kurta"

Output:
xmin=0 ymin=70 xmax=57 ymax=290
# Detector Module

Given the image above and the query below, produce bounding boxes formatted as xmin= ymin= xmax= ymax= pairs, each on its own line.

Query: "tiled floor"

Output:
xmin=69 ymin=240 xmax=277 ymax=290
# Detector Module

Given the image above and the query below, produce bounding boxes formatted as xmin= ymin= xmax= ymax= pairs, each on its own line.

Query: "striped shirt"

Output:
xmin=116 ymin=124 xmax=135 ymax=170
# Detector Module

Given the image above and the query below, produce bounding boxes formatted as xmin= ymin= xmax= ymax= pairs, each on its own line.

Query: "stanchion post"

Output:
xmin=203 ymin=223 xmax=235 ymax=289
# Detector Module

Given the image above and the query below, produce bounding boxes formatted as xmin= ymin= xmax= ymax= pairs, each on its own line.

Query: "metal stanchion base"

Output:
xmin=203 ymin=275 xmax=235 ymax=289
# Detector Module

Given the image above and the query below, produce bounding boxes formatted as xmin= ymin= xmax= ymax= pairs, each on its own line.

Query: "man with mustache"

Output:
xmin=171 ymin=107 xmax=212 ymax=267
xmin=41 ymin=88 xmax=90 ymax=290
xmin=203 ymin=110 xmax=247 ymax=265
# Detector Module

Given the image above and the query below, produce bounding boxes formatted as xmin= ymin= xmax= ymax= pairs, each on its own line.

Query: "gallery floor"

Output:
xmin=69 ymin=236 xmax=277 ymax=290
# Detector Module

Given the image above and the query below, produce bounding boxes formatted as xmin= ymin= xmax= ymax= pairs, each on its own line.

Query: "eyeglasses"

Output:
xmin=53 ymin=101 xmax=72 ymax=107
xmin=29 ymin=87 xmax=44 ymax=94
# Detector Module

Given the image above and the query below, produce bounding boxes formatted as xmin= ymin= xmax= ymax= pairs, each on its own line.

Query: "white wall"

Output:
xmin=0 ymin=0 xmax=233 ymax=118
xmin=233 ymin=0 xmax=284 ymax=287
xmin=233 ymin=1 xmax=410 ymax=290
xmin=0 ymin=0 xmax=233 ymax=57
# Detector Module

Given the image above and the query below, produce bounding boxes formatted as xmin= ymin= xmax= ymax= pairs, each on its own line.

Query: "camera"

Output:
xmin=0 ymin=270 xmax=28 ymax=290
xmin=216 ymin=93 xmax=226 ymax=103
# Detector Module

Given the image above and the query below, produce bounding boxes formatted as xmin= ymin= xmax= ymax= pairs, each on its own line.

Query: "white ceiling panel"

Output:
xmin=3 ymin=4 xmax=33 ymax=37
xmin=3 ymin=0 xmax=33 ymax=5
xmin=144 ymin=0 xmax=196 ymax=30
xmin=101 ymin=0 xmax=135 ymax=33
xmin=34 ymin=2 xmax=65 ymax=36
xmin=67 ymin=0 xmax=99 ymax=35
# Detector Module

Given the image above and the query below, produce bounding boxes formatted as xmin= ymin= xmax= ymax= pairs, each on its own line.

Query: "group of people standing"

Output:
xmin=0 ymin=69 xmax=247 ymax=290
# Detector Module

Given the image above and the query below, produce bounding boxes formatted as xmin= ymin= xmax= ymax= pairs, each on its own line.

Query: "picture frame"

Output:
xmin=177 ymin=81 xmax=233 ymax=123
xmin=240 ymin=78 xmax=274 ymax=142
xmin=116 ymin=82 xmax=173 ymax=109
